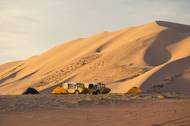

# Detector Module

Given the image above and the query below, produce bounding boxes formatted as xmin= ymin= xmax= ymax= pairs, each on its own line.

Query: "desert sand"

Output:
xmin=0 ymin=95 xmax=190 ymax=126
xmin=0 ymin=21 xmax=190 ymax=95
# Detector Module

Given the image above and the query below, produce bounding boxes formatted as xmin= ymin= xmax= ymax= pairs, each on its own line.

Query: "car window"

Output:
xmin=68 ymin=84 xmax=76 ymax=89
xmin=77 ymin=83 xmax=84 ymax=88
xmin=93 ymin=85 xmax=98 ymax=89
xmin=89 ymin=84 xmax=94 ymax=89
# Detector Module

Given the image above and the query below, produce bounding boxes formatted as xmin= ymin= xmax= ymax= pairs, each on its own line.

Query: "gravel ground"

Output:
xmin=0 ymin=94 xmax=190 ymax=126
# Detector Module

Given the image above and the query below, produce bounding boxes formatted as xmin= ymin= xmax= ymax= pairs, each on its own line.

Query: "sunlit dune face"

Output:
xmin=0 ymin=0 xmax=190 ymax=63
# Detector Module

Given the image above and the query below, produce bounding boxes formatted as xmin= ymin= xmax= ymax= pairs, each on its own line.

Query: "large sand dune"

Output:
xmin=0 ymin=21 xmax=190 ymax=95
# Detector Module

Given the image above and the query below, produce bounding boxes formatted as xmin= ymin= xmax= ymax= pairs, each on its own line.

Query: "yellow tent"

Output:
xmin=127 ymin=87 xmax=142 ymax=95
xmin=52 ymin=86 xmax=67 ymax=94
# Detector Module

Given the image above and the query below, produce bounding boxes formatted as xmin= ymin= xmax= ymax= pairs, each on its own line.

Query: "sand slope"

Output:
xmin=0 ymin=21 xmax=190 ymax=95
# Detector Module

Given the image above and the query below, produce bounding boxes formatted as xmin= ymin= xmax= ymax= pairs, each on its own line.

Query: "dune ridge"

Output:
xmin=0 ymin=21 xmax=190 ymax=95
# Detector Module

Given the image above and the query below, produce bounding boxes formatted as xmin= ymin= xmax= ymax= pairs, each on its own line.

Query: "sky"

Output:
xmin=0 ymin=0 xmax=190 ymax=63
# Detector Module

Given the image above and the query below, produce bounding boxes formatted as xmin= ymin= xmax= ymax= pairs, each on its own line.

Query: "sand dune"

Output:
xmin=0 ymin=21 xmax=190 ymax=95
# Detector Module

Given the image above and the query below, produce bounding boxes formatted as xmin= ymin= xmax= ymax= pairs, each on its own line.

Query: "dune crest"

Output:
xmin=0 ymin=21 xmax=190 ymax=95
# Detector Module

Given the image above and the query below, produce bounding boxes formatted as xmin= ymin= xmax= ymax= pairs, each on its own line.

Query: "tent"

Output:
xmin=127 ymin=87 xmax=142 ymax=95
xmin=51 ymin=86 xmax=67 ymax=94
xmin=22 ymin=87 xmax=40 ymax=95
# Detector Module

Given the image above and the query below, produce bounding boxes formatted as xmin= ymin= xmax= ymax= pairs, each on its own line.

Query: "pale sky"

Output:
xmin=0 ymin=0 xmax=190 ymax=63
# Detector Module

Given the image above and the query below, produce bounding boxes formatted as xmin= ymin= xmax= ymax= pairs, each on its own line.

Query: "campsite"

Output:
xmin=1 ymin=0 xmax=190 ymax=126
xmin=1 ymin=20 xmax=190 ymax=125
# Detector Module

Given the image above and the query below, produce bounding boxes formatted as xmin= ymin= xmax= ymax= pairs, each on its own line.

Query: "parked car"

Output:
xmin=52 ymin=82 xmax=110 ymax=95
xmin=87 ymin=83 xmax=111 ymax=95
xmin=62 ymin=82 xmax=88 ymax=94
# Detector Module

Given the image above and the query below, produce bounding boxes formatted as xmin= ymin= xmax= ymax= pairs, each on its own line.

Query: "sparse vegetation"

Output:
xmin=0 ymin=93 xmax=189 ymax=112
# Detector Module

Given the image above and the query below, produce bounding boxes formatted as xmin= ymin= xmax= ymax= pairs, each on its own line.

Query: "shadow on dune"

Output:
xmin=141 ymin=56 xmax=190 ymax=94
xmin=144 ymin=21 xmax=190 ymax=66
xmin=0 ymin=69 xmax=23 ymax=85
xmin=95 ymin=31 xmax=129 ymax=53
xmin=19 ymin=71 xmax=38 ymax=81
xmin=156 ymin=21 xmax=190 ymax=33
xmin=0 ymin=70 xmax=37 ymax=90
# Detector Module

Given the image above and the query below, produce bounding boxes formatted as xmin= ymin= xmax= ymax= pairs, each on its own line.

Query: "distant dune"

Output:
xmin=0 ymin=21 xmax=190 ymax=95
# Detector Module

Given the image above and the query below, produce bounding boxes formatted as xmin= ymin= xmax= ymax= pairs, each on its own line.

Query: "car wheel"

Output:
xmin=74 ymin=90 xmax=79 ymax=94
xmin=96 ymin=90 xmax=100 ymax=94
xmin=93 ymin=91 xmax=97 ymax=95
